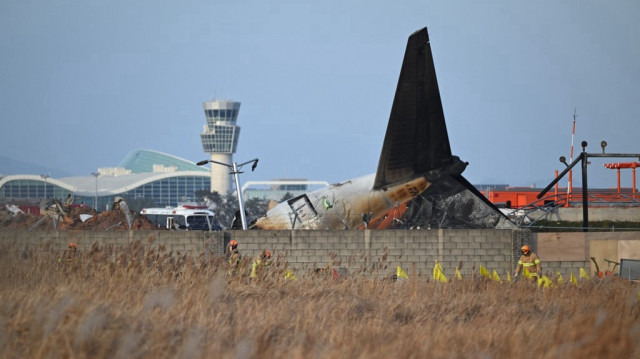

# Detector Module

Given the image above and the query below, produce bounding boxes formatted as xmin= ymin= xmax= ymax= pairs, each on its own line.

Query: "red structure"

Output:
xmin=603 ymin=162 xmax=639 ymax=194
xmin=481 ymin=163 xmax=640 ymax=210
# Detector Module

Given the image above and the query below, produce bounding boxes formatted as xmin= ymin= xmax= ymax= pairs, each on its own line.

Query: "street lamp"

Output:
xmin=196 ymin=158 xmax=259 ymax=230
xmin=91 ymin=172 xmax=99 ymax=211
xmin=40 ymin=174 xmax=50 ymax=199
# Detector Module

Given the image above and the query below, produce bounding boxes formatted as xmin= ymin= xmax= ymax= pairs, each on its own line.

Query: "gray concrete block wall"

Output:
xmin=508 ymin=230 xmax=592 ymax=280
xmin=542 ymin=261 xmax=591 ymax=280
xmin=1 ymin=228 xmax=529 ymax=279
xmin=437 ymin=229 xmax=519 ymax=278
xmin=528 ymin=207 xmax=640 ymax=223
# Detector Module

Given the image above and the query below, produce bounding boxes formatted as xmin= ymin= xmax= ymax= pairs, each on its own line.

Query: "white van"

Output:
xmin=140 ymin=205 xmax=222 ymax=231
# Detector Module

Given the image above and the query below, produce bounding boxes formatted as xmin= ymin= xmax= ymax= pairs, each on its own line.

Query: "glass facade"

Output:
xmin=201 ymin=100 xmax=241 ymax=155
xmin=200 ymin=126 xmax=240 ymax=154
xmin=0 ymin=179 xmax=68 ymax=201
xmin=277 ymin=184 xmax=307 ymax=191
xmin=0 ymin=176 xmax=210 ymax=211
xmin=205 ymin=108 xmax=239 ymax=125
xmin=117 ymin=176 xmax=210 ymax=207
xmin=245 ymin=189 xmax=308 ymax=201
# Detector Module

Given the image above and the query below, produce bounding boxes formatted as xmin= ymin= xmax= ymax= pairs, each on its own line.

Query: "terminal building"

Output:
xmin=242 ymin=179 xmax=330 ymax=202
xmin=0 ymin=149 xmax=210 ymax=211
xmin=0 ymin=99 xmax=329 ymax=211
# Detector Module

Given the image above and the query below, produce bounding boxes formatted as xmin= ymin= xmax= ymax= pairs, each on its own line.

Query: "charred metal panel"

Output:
xmin=287 ymin=194 xmax=318 ymax=229
xmin=391 ymin=175 xmax=515 ymax=229
xmin=374 ymin=27 xmax=453 ymax=190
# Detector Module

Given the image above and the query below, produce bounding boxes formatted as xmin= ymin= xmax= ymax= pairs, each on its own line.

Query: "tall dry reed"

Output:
xmin=1 ymin=239 xmax=639 ymax=359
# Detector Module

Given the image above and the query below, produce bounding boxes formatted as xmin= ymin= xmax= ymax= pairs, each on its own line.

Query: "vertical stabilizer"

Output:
xmin=373 ymin=27 xmax=454 ymax=189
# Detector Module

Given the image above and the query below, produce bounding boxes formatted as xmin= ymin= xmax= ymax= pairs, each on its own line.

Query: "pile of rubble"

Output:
xmin=1 ymin=200 xmax=155 ymax=231
xmin=74 ymin=209 xmax=156 ymax=231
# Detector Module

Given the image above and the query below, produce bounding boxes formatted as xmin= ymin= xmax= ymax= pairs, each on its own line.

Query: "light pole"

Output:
xmin=196 ymin=158 xmax=259 ymax=230
xmin=538 ymin=141 xmax=640 ymax=232
xmin=40 ymin=174 xmax=50 ymax=199
xmin=91 ymin=172 xmax=99 ymax=211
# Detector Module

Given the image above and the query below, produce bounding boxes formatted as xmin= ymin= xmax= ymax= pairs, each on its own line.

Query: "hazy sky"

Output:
xmin=1 ymin=0 xmax=639 ymax=189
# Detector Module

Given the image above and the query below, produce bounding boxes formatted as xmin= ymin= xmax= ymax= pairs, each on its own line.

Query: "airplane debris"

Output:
xmin=0 ymin=201 xmax=155 ymax=231
xmin=252 ymin=27 xmax=515 ymax=230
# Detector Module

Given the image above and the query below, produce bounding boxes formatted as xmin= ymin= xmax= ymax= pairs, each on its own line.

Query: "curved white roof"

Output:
xmin=119 ymin=149 xmax=207 ymax=173
xmin=0 ymin=171 xmax=209 ymax=197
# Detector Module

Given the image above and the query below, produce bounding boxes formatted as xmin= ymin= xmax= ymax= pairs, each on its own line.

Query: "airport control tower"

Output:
xmin=200 ymin=100 xmax=241 ymax=194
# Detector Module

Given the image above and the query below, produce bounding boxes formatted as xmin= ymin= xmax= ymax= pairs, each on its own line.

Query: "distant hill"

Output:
xmin=0 ymin=155 xmax=72 ymax=178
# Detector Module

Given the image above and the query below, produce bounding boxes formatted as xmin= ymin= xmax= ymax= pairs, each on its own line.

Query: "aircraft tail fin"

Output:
xmin=373 ymin=27 xmax=458 ymax=190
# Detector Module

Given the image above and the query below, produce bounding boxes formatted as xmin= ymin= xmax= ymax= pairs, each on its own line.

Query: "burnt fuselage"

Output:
xmin=252 ymin=27 xmax=513 ymax=230
xmin=253 ymin=174 xmax=429 ymax=230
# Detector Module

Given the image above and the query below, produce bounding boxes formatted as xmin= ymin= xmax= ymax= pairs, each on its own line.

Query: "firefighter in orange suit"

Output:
xmin=250 ymin=249 xmax=271 ymax=279
xmin=59 ymin=242 xmax=78 ymax=263
xmin=514 ymin=245 xmax=541 ymax=279
xmin=227 ymin=240 xmax=241 ymax=275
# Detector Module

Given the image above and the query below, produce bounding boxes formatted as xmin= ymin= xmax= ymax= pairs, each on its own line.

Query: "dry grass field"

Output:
xmin=1 ymin=239 xmax=639 ymax=359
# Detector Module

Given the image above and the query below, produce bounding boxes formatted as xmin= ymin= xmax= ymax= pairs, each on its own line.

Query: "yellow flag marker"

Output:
xmin=397 ymin=265 xmax=409 ymax=279
xmin=507 ymin=271 xmax=512 ymax=283
xmin=556 ymin=272 xmax=565 ymax=284
xmin=433 ymin=261 xmax=447 ymax=282
xmin=537 ymin=275 xmax=552 ymax=288
xmin=491 ymin=270 xmax=502 ymax=283
xmin=285 ymin=269 xmax=296 ymax=280
xmin=455 ymin=267 xmax=463 ymax=280
xmin=433 ymin=261 xmax=442 ymax=279
xmin=440 ymin=271 xmax=449 ymax=283
xmin=570 ymin=272 xmax=578 ymax=286
xmin=479 ymin=265 xmax=490 ymax=278
xmin=579 ymin=267 xmax=590 ymax=280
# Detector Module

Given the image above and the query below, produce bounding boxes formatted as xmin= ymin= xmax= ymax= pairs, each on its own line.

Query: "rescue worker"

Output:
xmin=514 ymin=245 xmax=541 ymax=279
xmin=59 ymin=242 xmax=77 ymax=263
xmin=227 ymin=240 xmax=241 ymax=276
xmin=250 ymin=249 xmax=271 ymax=278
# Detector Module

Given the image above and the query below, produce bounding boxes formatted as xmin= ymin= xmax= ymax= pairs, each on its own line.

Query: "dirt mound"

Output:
xmin=0 ymin=207 xmax=155 ymax=231
xmin=74 ymin=210 xmax=155 ymax=231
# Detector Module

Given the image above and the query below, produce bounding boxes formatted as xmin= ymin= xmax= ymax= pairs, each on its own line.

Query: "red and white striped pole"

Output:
xmin=566 ymin=110 xmax=576 ymax=207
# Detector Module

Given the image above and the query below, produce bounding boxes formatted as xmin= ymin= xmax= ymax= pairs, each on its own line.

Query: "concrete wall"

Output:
xmin=527 ymin=207 xmax=640 ymax=223
xmin=0 ymin=229 xmax=527 ymax=279
xmin=1 ymin=229 xmax=638 ymax=279
xmin=535 ymin=231 xmax=640 ymax=276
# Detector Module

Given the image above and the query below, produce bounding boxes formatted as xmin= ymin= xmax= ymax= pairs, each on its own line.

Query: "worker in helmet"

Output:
xmin=59 ymin=242 xmax=78 ymax=264
xmin=250 ymin=249 xmax=272 ymax=279
xmin=227 ymin=240 xmax=241 ymax=276
xmin=514 ymin=245 xmax=541 ymax=279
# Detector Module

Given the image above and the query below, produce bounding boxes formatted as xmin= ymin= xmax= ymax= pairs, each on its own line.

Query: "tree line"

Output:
xmin=194 ymin=190 xmax=294 ymax=228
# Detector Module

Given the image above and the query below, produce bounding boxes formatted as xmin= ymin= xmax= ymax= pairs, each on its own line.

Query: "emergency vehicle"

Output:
xmin=140 ymin=205 xmax=222 ymax=231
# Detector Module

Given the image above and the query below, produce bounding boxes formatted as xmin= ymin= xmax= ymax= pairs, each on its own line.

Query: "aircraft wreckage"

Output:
xmin=252 ymin=27 xmax=515 ymax=230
